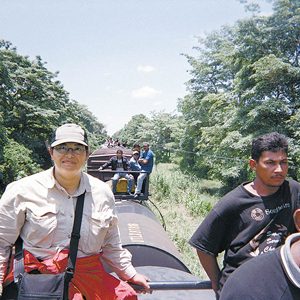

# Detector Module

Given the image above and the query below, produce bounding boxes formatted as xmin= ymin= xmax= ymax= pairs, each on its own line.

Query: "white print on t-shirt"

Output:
xmin=116 ymin=159 xmax=124 ymax=172
xmin=249 ymin=224 xmax=287 ymax=257
xmin=265 ymin=203 xmax=290 ymax=215
xmin=251 ymin=208 xmax=265 ymax=221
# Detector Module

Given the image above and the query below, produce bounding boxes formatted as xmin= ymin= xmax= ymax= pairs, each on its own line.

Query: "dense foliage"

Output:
xmin=115 ymin=111 xmax=184 ymax=164
xmin=0 ymin=40 xmax=107 ymax=193
xmin=177 ymin=0 xmax=300 ymax=190
xmin=115 ymin=0 xmax=300 ymax=192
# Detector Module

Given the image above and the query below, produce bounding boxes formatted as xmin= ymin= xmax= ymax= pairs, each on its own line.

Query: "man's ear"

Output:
xmin=249 ymin=159 xmax=257 ymax=171
xmin=293 ymin=209 xmax=300 ymax=232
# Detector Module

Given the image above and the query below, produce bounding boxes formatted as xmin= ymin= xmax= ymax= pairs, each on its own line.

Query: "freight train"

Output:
xmin=87 ymin=146 xmax=215 ymax=299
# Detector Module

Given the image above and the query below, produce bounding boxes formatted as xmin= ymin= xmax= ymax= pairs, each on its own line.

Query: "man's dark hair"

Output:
xmin=251 ymin=132 xmax=288 ymax=161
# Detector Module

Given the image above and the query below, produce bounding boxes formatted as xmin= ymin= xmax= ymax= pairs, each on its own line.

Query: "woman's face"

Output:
xmin=49 ymin=142 xmax=88 ymax=178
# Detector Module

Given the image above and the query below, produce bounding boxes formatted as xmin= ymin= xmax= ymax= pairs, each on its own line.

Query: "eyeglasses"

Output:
xmin=53 ymin=144 xmax=86 ymax=155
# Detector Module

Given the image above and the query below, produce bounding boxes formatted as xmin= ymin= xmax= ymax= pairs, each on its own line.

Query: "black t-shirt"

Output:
xmin=116 ymin=158 xmax=124 ymax=171
xmin=189 ymin=179 xmax=300 ymax=288
xmin=220 ymin=248 xmax=300 ymax=300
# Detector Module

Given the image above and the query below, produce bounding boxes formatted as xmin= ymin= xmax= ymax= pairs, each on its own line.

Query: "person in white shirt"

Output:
xmin=0 ymin=123 xmax=150 ymax=299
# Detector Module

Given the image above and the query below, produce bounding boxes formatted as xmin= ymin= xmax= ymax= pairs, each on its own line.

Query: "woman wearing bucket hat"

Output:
xmin=0 ymin=123 xmax=150 ymax=299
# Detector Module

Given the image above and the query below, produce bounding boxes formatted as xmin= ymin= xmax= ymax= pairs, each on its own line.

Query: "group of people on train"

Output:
xmin=99 ymin=142 xmax=154 ymax=198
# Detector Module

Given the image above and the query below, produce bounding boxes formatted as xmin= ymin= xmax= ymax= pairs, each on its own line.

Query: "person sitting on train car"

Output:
xmin=99 ymin=149 xmax=134 ymax=195
xmin=189 ymin=132 xmax=300 ymax=299
xmin=0 ymin=123 xmax=150 ymax=299
xmin=220 ymin=207 xmax=300 ymax=300
xmin=133 ymin=142 xmax=154 ymax=198
xmin=129 ymin=150 xmax=142 ymax=183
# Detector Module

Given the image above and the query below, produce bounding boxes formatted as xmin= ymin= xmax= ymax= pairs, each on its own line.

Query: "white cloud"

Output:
xmin=131 ymin=86 xmax=161 ymax=99
xmin=137 ymin=65 xmax=155 ymax=73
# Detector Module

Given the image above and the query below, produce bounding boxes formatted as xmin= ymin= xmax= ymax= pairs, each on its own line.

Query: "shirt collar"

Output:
xmin=36 ymin=167 xmax=91 ymax=194
xmin=280 ymin=232 xmax=300 ymax=288
xmin=34 ymin=167 xmax=56 ymax=189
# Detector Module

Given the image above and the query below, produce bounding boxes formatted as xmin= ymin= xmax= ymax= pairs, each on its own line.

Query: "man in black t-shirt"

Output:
xmin=189 ymin=132 xmax=300 ymax=298
xmin=220 ymin=209 xmax=300 ymax=300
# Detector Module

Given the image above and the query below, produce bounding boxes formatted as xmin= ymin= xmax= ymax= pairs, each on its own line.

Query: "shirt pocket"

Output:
xmin=84 ymin=211 xmax=115 ymax=253
xmin=23 ymin=206 xmax=58 ymax=248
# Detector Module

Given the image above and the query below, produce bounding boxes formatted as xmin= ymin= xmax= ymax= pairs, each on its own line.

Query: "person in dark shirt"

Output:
xmin=189 ymin=132 xmax=300 ymax=298
xmin=99 ymin=149 xmax=134 ymax=194
xmin=220 ymin=208 xmax=300 ymax=300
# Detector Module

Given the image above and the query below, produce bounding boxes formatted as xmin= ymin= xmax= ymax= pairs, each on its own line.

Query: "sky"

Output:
xmin=0 ymin=0 xmax=273 ymax=135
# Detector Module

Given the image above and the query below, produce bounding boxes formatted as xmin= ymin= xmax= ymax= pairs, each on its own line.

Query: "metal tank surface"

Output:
xmin=115 ymin=200 xmax=215 ymax=300
xmin=88 ymin=146 xmax=215 ymax=299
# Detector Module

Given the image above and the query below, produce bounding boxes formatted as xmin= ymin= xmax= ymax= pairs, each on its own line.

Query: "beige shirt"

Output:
xmin=0 ymin=168 xmax=136 ymax=290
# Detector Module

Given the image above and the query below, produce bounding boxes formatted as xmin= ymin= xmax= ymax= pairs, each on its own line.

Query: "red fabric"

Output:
xmin=4 ymin=250 xmax=137 ymax=300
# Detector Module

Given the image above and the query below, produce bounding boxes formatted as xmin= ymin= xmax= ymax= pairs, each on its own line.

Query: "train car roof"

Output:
xmin=89 ymin=146 xmax=133 ymax=157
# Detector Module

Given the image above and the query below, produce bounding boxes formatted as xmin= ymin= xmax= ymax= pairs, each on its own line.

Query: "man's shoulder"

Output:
xmin=221 ymin=248 xmax=282 ymax=299
xmin=280 ymin=179 xmax=300 ymax=198
xmin=4 ymin=168 xmax=53 ymax=195
xmin=212 ymin=185 xmax=250 ymax=213
xmin=144 ymin=150 xmax=154 ymax=161
xmin=221 ymin=184 xmax=248 ymax=200
xmin=285 ymin=178 xmax=300 ymax=189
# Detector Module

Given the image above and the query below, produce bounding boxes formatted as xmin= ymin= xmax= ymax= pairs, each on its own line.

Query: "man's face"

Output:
xmin=250 ymin=150 xmax=288 ymax=188
xmin=116 ymin=151 xmax=123 ymax=158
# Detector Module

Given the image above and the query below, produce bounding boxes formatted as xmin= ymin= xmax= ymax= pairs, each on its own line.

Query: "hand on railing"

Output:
xmin=129 ymin=280 xmax=212 ymax=291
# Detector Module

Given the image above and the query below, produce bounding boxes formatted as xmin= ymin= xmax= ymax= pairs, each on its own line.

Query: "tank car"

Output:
xmin=87 ymin=146 xmax=215 ymax=299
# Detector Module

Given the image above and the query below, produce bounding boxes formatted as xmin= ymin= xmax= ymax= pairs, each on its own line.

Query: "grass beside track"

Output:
xmin=148 ymin=163 xmax=222 ymax=278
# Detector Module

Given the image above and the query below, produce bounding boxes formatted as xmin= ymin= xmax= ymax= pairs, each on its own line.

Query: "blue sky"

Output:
xmin=0 ymin=0 xmax=273 ymax=135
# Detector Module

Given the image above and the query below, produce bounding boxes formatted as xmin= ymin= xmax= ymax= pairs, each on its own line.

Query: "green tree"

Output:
xmin=115 ymin=114 xmax=148 ymax=148
xmin=64 ymin=100 xmax=107 ymax=151
xmin=179 ymin=0 xmax=300 ymax=191
xmin=141 ymin=112 xmax=184 ymax=163
xmin=0 ymin=40 xmax=107 ymax=193
xmin=116 ymin=112 xmax=183 ymax=163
